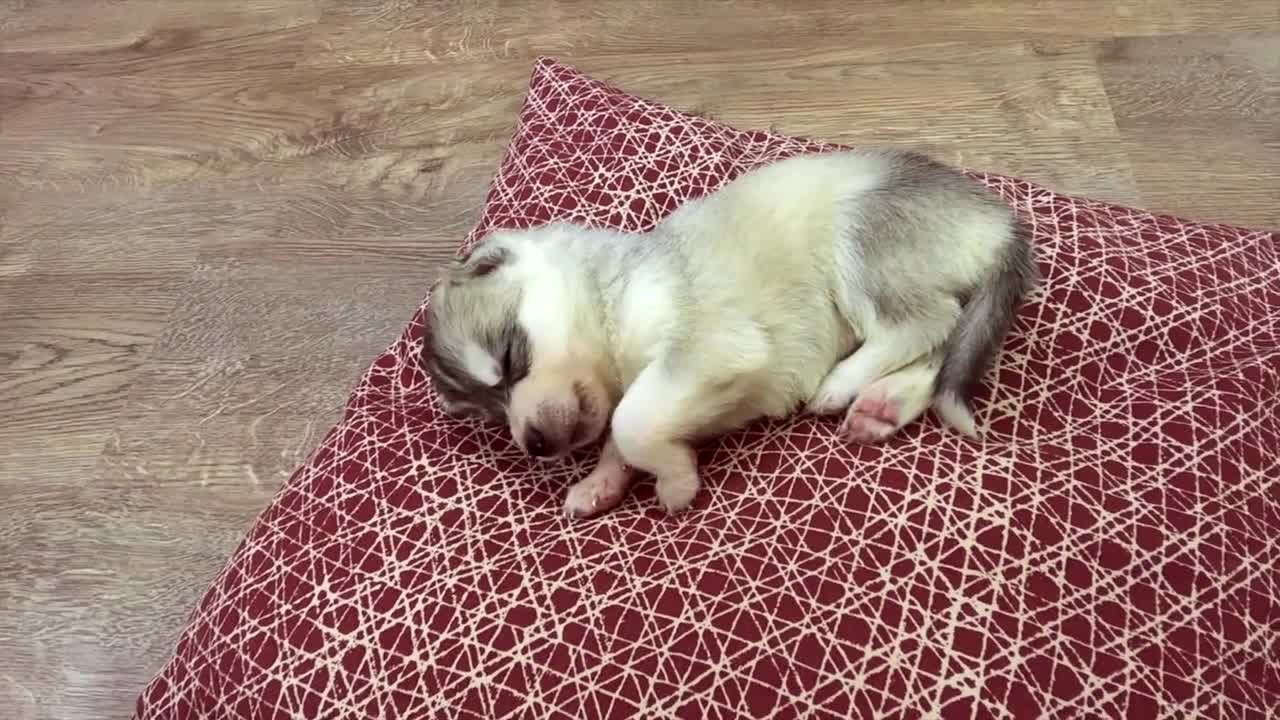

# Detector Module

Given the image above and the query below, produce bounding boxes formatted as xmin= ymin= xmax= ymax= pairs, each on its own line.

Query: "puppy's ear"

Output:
xmin=446 ymin=245 xmax=509 ymax=284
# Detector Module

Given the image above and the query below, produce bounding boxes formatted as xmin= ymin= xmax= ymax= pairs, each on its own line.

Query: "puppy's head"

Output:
xmin=422 ymin=227 xmax=614 ymax=459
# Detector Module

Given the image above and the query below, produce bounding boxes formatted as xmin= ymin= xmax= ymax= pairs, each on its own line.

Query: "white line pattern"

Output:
xmin=135 ymin=58 xmax=1280 ymax=720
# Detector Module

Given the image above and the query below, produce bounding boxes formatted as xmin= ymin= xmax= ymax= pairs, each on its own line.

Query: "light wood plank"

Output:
xmin=1097 ymin=32 xmax=1280 ymax=227
xmin=307 ymin=0 xmax=1280 ymax=67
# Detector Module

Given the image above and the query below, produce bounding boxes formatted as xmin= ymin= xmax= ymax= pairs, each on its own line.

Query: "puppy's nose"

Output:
xmin=524 ymin=427 xmax=550 ymax=457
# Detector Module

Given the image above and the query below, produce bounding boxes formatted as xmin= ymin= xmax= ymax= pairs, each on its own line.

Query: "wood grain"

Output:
xmin=1097 ymin=32 xmax=1280 ymax=227
xmin=307 ymin=0 xmax=1280 ymax=67
xmin=1 ymin=1 xmax=1276 ymax=717
xmin=0 ymin=0 xmax=319 ymax=73
xmin=531 ymin=42 xmax=1140 ymax=203
xmin=1 ymin=188 xmax=205 ymax=486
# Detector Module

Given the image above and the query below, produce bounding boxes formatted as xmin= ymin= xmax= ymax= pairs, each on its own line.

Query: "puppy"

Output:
xmin=421 ymin=148 xmax=1038 ymax=518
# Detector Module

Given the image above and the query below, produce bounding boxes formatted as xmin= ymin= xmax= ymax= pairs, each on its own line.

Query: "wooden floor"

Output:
xmin=2 ymin=1 xmax=1277 ymax=717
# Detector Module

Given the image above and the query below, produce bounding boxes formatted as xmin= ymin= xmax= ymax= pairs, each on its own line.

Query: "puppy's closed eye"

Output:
xmin=500 ymin=342 xmax=528 ymax=386
xmin=439 ymin=395 xmax=498 ymax=421
xmin=440 ymin=398 xmax=474 ymax=418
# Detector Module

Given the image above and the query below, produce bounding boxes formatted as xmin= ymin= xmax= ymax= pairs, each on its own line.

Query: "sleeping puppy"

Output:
xmin=421 ymin=148 xmax=1038 ymax=518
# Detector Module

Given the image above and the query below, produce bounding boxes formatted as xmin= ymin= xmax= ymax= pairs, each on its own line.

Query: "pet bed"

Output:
xmin=135 ymin=57 xmax=1280 ymax=719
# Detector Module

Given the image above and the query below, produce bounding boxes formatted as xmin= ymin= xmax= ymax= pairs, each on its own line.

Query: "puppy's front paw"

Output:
xmin=563 ymin=468 xmax=628 ymax=519
xmin=655 ymin=473 xmax=701 ymax=515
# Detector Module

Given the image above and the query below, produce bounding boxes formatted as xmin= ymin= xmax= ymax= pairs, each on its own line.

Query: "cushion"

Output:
xmin=135 ymin=57 xmax=1280 ymax=719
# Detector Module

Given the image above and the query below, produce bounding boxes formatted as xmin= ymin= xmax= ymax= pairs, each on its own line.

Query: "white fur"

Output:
xmin=460 ymin=341 xmax=502 ymax=387
xmin=934 ymin=392 xmax=978 ymax=438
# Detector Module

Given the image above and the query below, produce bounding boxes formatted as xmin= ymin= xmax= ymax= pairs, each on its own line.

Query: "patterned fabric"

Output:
xmin=135 ymin=57 xmax=1280 ymax=719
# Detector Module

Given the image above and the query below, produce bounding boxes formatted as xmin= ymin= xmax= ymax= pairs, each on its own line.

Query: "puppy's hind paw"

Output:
xmin=842 ymin=387 xmax=904 ymax=444
xmin=806 ymin=376 xmax=858 ymax=416
xmin=655 ymin=473 xmax=701 ymax=515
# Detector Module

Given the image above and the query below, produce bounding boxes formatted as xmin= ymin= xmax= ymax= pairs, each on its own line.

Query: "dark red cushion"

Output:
xmin=135 ymin=57 xmax=1280 ymax=719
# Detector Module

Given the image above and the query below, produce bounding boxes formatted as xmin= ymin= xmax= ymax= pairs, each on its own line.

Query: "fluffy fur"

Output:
xmin=421 ymin=148 xmax=1038 ymax=517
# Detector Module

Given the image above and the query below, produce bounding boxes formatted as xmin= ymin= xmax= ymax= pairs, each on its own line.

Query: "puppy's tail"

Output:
xmin=934 ymin=219 xmax=1038 ymax=437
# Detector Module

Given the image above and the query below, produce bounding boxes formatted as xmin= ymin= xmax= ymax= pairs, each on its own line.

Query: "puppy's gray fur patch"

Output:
xmin=424 ymin=248 xmax=532 ymax=420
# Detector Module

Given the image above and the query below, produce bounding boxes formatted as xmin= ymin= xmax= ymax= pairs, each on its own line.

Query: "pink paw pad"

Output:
xmin=563 ymin=470 xmax=629 ymax=518
xmin=843 ymin=393 xmax=902 ymax=444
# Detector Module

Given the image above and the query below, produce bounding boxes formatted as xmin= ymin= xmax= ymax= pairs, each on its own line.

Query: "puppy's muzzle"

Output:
xmin=519 ymin=401 xmax=582 ymax=459
xmin=523 ymin=426 xmax=552 ymax=457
